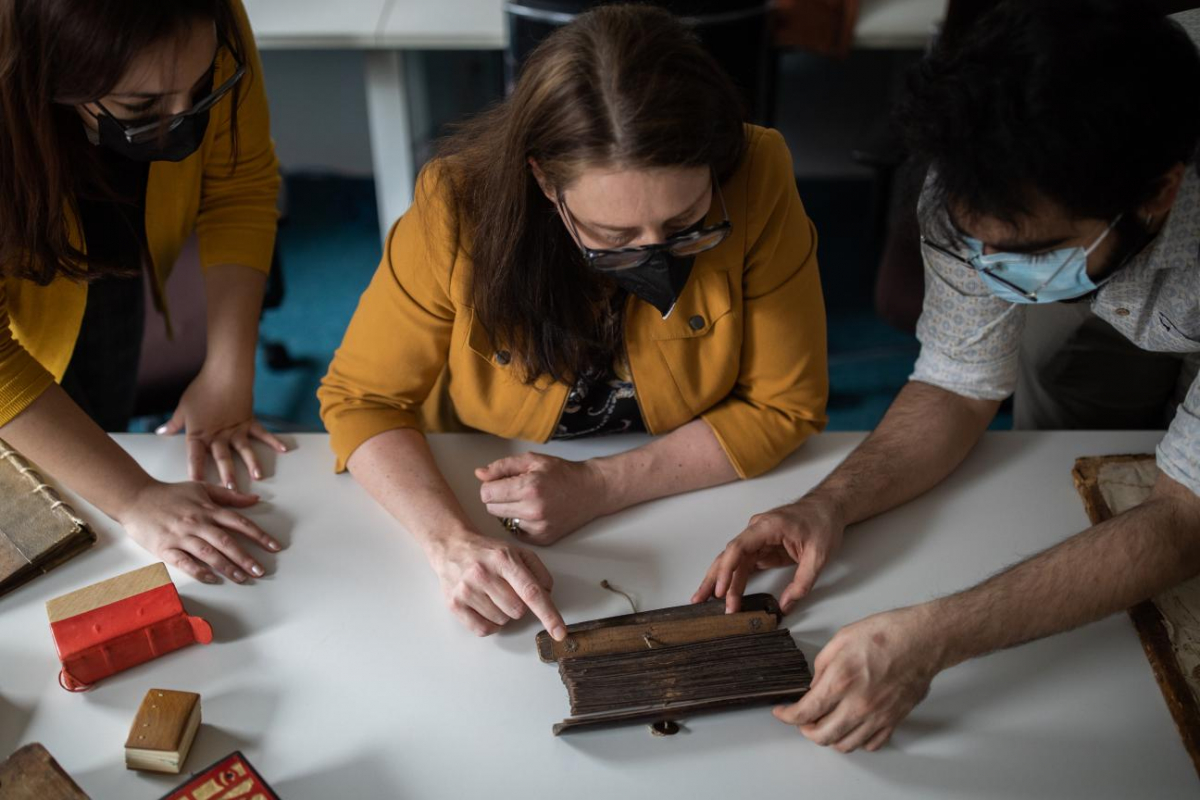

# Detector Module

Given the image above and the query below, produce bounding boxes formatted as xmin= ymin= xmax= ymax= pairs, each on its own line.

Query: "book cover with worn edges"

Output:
xmin=0 ymin=742 xmax=91 ymax=799
xmin=45 ymin=562 xmax=212 ymax=691
xmin=0 ymin=438 xmax=95 ymax=599
xmin=158 ymin=751 xmax=278 ymax=800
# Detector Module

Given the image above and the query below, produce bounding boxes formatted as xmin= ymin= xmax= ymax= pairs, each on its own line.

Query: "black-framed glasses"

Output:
xmin=557 ymin=170 xmax=732 ymax=271
xmin=94 ymin=55 xmax=246 ymax=146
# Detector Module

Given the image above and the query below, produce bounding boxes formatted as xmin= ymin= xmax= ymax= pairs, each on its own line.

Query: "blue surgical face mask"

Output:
xmin=965 ymin=215 xmax=1121 ymax=304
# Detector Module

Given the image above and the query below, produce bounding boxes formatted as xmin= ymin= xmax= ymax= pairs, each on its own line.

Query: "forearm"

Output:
xmin=933 ymin=472 xmax=1200 ymax=670
xmin=201 ymin=263 xmax=267 ymax=379
xmin=346 ymin=427 xmax=481 ymax=559
xmin=0 ymin=385 xmax=154 ymax=519
xmin=813 ymin=380 xmax=1000 ymax=526
xmin=591 ymin=418 xmax=738 ymax=515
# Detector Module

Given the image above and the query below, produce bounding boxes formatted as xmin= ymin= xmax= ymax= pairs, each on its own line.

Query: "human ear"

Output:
xmin=1141 ymin=162 xmax=1187 ymax=221
xmin=527 ymin=157 xmax=557 ymax=204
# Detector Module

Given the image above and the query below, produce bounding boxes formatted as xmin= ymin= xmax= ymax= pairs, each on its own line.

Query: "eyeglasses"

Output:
xmin=556 ymin=171 xmax=732 ymax=271
xmin=94 ymin=55 xmax=246 ymax=146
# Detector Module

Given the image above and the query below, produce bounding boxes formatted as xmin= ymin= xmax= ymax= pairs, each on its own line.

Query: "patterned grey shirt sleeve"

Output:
xmin=909 ymin=198 xmax=1027 ymax=401
xmin=1159 ymin=366 xmax=1200 ymax=496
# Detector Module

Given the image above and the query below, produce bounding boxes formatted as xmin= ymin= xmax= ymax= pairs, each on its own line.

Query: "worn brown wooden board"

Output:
xmin=553 ymin=687 xmax=808 ymax=735
xmin=1072 ymin=454 xmax=1200 ymax=779
xmin=536 ymin=593 xmax=781 ymax=662
xmin=124 ymin=689 xmax=201 ymax=773
xmin=540 ymin=610 xmax=779 ymax=662
xmin=0 ymin=743 xmax=90 ymax=799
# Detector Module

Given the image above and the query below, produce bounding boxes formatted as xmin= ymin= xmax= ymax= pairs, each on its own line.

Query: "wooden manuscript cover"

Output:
xmin=0 ymin=438 xmax=95 ymax=599
xmin=1072 ymin=454 xmax=1200 ymax=778
xmin=538 ymin=594 xmax=811 ymax=735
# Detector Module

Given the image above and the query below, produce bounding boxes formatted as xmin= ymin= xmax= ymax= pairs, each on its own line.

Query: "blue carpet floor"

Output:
xmin=249 ymin=174 xmax=1009 ymax=433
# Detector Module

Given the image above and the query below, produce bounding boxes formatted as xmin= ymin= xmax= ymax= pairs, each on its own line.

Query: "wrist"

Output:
xmin=108 ymin=472 xmax=161 ymax=524
xmin=419 ymin=521 xmax=483 ymax=564
xmin=800 ymin=485 xmax=850 ymax=530
xmin=913 ymin=599 xmax=971 ymax=672
xmin=586 ymin=455 xmax=625 ymax=518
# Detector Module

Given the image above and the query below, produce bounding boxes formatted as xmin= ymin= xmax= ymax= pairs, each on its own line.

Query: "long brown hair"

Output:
xmin=436 ymin=3 xmax=747 ymax=384
xmin=0 ymin=0 xmax=249 ymax=285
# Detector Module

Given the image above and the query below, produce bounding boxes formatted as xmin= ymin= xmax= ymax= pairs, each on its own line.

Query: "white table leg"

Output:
xmin=364 ymin=50 xmax=414 ymax=245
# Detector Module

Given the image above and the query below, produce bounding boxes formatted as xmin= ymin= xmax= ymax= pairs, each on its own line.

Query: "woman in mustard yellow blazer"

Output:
xmin=0 ymin=0 xmax=285 ymax=584
xmin=319 ymin=5 xmax=828 ymax=639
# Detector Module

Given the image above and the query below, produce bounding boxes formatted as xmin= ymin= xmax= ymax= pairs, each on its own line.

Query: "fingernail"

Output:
xmin=253 ymin=469 xmax=263 ymax=479
xmin=251 ymin=564 xmax=264 ymax=576
xmin=552 ymin=626 xmax=567 ymax=641
xmin=233 ymin=570 xmax=246 ymax=581
xmin=226 ymin=482 xmax=235 ymax=491
xmin=269 ymin=541 xmax=281 ymax=551
xmin=202 ymin=573 xmax=218 ymax=584
xmin=155 ymin=425 xmax=168 ymax=435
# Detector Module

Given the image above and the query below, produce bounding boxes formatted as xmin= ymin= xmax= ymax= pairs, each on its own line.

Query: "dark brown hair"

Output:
xmin=436 ymin=3 xmax=747 ymax=384
xmin=0 ymin=0 xmax=249 ymax=285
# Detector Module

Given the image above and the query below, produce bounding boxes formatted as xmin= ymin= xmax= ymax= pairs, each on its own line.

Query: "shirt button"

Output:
xmin=688 ymin=315 xmax=706 ymax=331
xmin=494 ymin=350 xmax=511 ymax=365
xmin=1115 ymin=308 xmax=1131 ymax=317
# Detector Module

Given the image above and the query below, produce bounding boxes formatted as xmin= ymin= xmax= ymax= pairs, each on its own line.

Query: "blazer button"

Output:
xmin=495 ymin=350 xmax=511 ymax=366
xmin=1115 ymin=308 xmax=1131 ymax=317
xmin=688 ymin=315 xmax=706 ymax=331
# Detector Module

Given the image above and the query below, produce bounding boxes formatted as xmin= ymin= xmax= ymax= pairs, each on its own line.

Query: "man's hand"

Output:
xmin=692 ymin=494 xmax=846 ymax=613
xmin=774 ymin=605 xmax=946 ymax=752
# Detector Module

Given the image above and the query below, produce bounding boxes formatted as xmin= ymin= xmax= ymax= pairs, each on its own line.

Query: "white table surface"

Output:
xmin=1 ymin=431 xmax=1193 ymax=798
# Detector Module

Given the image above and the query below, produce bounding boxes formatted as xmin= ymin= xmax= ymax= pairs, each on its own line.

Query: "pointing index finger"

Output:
xmin=501 ymin=558 xmax=566 ymax=640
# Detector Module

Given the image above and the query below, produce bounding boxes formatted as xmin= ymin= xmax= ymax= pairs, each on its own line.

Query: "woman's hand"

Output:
xmin=117 ymin=479 xmax=282 ymax=584
xmin=427 ymin=531 xmax=567 ymax=639
xmin=476 ymin=452 xmax=611 ymax=545
xmin=157 ymin=366 xmax=288 ymax=490
xmin=692 ymin=493 xmax=846 ymax=613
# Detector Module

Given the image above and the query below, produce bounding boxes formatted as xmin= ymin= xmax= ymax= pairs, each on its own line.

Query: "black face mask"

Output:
xmin=90 ymin=109 xmax=210 ymax=163
xmin=603 ymin=250 xmax=696 ymax=318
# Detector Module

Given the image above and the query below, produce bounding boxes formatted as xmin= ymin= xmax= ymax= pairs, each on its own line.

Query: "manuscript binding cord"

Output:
xmin=0 ymin=438 xmax=95 ymax=599
xmin=537 ymin=593 xmax=811 ymax=735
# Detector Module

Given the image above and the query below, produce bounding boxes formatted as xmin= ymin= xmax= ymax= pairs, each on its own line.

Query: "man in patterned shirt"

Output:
xmin=692 ymin=0 xmax=1200 ymax=752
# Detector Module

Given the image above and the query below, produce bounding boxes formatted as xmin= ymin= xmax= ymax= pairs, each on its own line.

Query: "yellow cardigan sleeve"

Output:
xmin=0 ymin=284 xmax=56 ymax=426
xmin=318 ymin=166 xmax=459 ymax=471
xmin=195 ymin=0 xmax=281 ymax=274
xmin=700 ymin=127 xmax=829 ymax=478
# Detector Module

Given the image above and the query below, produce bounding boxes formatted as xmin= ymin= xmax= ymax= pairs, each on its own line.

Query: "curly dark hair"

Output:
xmin=896 ymin=0 xmax=1200 ymax=234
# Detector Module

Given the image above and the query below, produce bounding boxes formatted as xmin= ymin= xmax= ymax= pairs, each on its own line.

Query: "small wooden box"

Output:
xmin=125 ymin=689 xmax=202 ymax=774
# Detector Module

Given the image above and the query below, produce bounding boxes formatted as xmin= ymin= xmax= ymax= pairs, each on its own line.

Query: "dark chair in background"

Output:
xmin=504 ymin=0 xmax=775 ymax=125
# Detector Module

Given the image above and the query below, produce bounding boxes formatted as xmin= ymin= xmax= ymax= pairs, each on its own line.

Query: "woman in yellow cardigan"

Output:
xmin=319 ymin=5 xmax=829 ymax=639
xmin=0 ymin=0 xmax=285 ymax=584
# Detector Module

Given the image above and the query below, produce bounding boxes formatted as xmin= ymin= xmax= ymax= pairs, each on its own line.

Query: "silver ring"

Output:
xmin=501 ymin=517 xmax=523 ymax=534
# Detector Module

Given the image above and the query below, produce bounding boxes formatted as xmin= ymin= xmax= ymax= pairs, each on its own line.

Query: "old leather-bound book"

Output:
xmin=0 ymin=439 xmax=95 ymax=598
xmin=125 ymin=689 xmax=203 ymax=774
xmin=537 ymin=593 xmax=811 ymax=735
xmin=0 ymin=743 xmax=91 ymax=799
xmin=46 ymin=563 xmax=213 ymax=692
xmin=158 ymin=751 xmax=278 ymax=800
